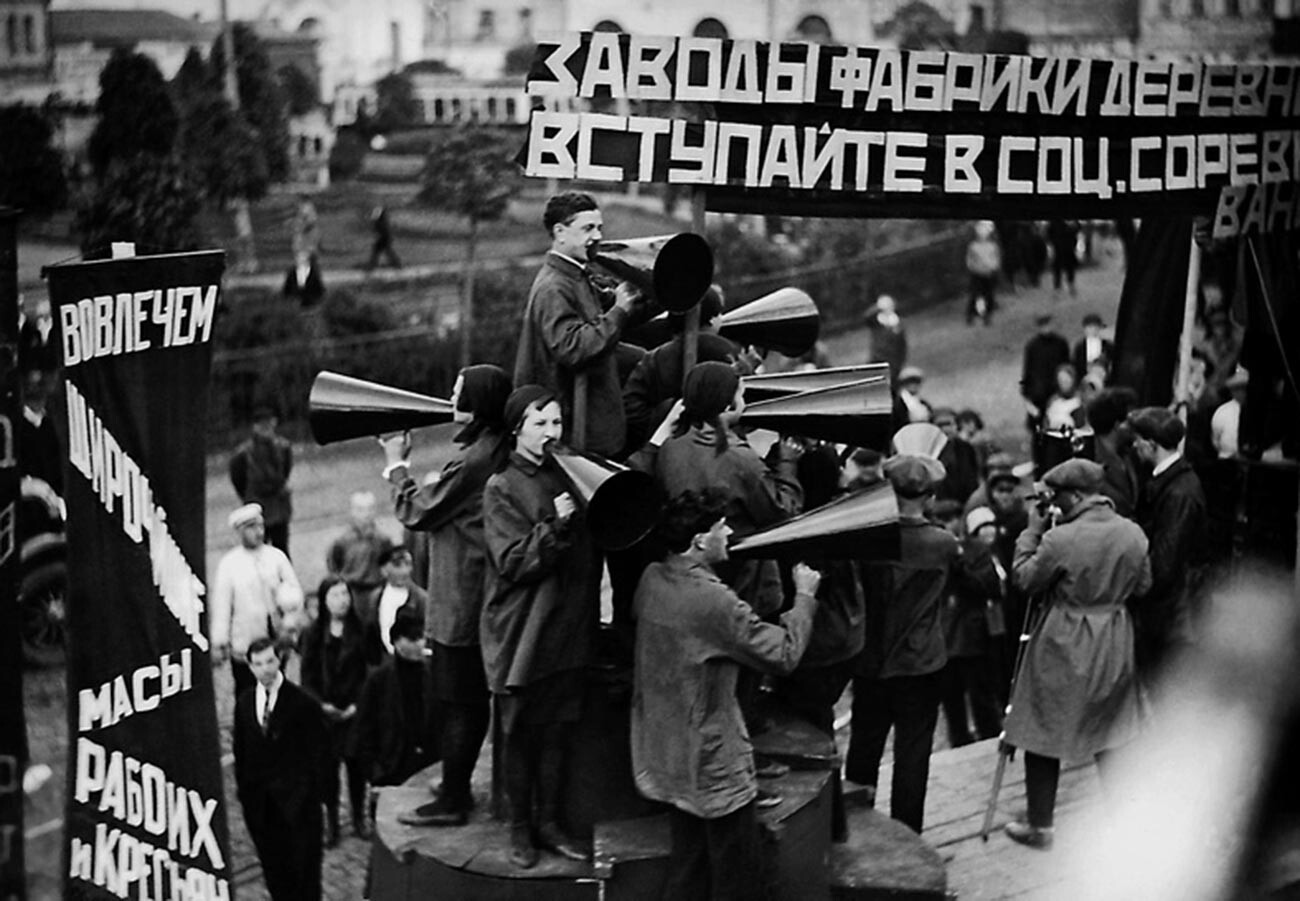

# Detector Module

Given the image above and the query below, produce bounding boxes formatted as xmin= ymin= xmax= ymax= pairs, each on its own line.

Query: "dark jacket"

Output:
xmin=514 ymin=253 xmax=629 ymax=457
xmin=646 ymin=425 xmax=802 ymax=616
xmin=632 ymin=554 xmax=816 ymax=819
xmin=234 ymin=678 xmax=328 ymax=821
xmin=481 ymin=452 xmax=601 ymax=693
xmin=1094 ymin=435 xmax=1139 ymax=519
xmin=1071 ymin=337 xmax=1114 ymax=381
xmin=326 ymin=525 xmax=395 ymax=592
xmin=622 ymin=332 xmax=740 ymax=453
xmin=1021 ymin=332 xmax=1071 ymax=411
xmin=283 ymin=259 xmax=325 ymax=308
xmin=856 ymin=513 xmax=960 ymax=680
xmin=943 ymin=540 xmax=1005 ymax=658
xmin=362 ymin=585 xmax=429 ymax=667
xmin=936 ymin=436 xmax=981 ymax=506
xmin=1135 ymin=457 xmax=1208 ymax=657
xmin=230 ymin=434 xmax=293 ymax=527
xmin=799 ymin=558 xmax=866 ymax=669
xmin=393 ymin=430 xmax=510 ymax=647
xmin=350 ymin=656 xmax=440 ymax=786
xmin=301 ymin=618 xmax=368 ymax=710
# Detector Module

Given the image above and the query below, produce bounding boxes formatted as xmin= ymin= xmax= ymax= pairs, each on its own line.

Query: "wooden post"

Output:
xmin=682 ymin=190 xmax=707 ymax=377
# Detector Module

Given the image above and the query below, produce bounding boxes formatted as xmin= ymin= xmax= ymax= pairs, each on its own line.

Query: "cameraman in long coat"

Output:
xmin=1002 ymin=459 xmax=1152 ymax=850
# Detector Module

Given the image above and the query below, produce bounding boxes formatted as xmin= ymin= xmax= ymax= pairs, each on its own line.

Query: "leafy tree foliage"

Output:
xmin=277 ymin=64 xmax=319 ymax=115
xmin=503 ymin=42 xmax=537 ymax=76
xmin=87 ymin=50 xmax=178 ymax=178
xmin=373 ymin=72 xmax=421 ymax=132
xmin=73 ymin=155 xmax=202 ymax=258
xmin=210 ymin=23 xmax=290 ymax=181
xmin=418 ymin=124 xmax=521 ymax=365
xmin=0 ymin=104 xmax=68 ymax=216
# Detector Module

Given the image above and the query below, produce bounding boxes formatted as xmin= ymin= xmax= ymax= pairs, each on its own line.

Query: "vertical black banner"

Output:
xmin=0 ymin=209 xmax=27 ymax=901
xmin=1112 ymin=217 xmax=1193 ymax=407
xmin=47 ymin=252 xmax=232 ymax=900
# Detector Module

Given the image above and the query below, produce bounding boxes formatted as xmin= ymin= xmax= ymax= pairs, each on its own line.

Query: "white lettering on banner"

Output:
xmin=527 ymin=36 xmax=1300 ymax=117
xmin=1214 ymin=182 xmax=1300 ymax=237
xmin=60 ymin=285 xmax=217 ymax=368
xmin=68 ymin=824 xmax=230 ymax=900
xmin=78 ymin=651 xmax=193 ymax=732
xmin=523 ymin=111 xmax=1297 ymax=215
xmin=64 ymin=382 xmax=208 ymax=650
xmin=73 ymin=737 xmax=225 ymax=870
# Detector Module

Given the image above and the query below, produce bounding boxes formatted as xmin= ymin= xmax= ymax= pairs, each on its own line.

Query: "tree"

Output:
xmin=503 ymin=42 xmax=537 ymax=76
xmin=417 ymin=124 xmax=521 ymax=366
xmin=76 ymin=50 xmax=202 ymax=256
xmin=73 ymin=155 xmax=202 ymax=258
xmin=87 ymin=50 xmax=179 ymax=179
xmin=277 ymin=64 xmax=319 ymax=116
xmin=0 ymin=104 xmax=68 ymax=216
xmin=373 ymin=71 xmax=420 ymax=132
xmin=210 ymin=23 xmax=290 ymax=181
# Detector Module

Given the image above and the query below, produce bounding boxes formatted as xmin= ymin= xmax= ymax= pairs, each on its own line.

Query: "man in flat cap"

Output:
xmin=1127 ymin=406 xmax=1208 ymax=685
xmin=1001 ymin=458 xmax=1151 ymax=849
xmin=845 ymin=453 xmax=958 ymax=833
xmin=212 ymin=503 xmax=305 ymax=694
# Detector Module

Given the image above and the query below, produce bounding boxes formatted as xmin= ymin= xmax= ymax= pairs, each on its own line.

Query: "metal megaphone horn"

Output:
xmin=729 ymin=482 xmax=900 ymax=561
xmin=891 ymin=422 xmax=948 ymax=459
xmin=743 ymin=364 xmax=890 ymax=401
xmin=308 ymin=371 xmax=455 ymax=445
xmin=740 ymin=376 xmax=895 ymax=451
xmin=589 ymin=232 xmax=715 ymax=313
xmin=716 ymin=288 xmax=820 ymax=358
xmin=547 ymin=446 xmax=663 ymax=551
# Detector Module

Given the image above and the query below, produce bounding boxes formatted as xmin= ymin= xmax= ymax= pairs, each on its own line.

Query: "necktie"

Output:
xmin=261 ymin=691 xmax=273 ymax=732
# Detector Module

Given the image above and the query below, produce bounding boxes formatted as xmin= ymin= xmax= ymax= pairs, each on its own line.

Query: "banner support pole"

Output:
xmin=683 ymin=190 xmax=706 ymax=376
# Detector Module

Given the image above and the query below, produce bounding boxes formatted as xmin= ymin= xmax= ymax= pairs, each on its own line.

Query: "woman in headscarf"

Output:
xmin=640 ymin=360 xmax=803 ymax=617
xmin=379 ymin=364 xmax=511 ymax=827
xmin=480 ymin=385 xmax=601 ymax=868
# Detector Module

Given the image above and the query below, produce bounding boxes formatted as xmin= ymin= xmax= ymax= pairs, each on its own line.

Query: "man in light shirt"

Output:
xmin=1211 ymin=369 xmax=1249 ymax=459
xmin=211 ymin=503 xmax=304 ymax=694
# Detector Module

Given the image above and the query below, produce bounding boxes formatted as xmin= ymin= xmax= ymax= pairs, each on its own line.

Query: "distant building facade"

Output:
xmin=1 ymin=0 xmax=54 ymax=102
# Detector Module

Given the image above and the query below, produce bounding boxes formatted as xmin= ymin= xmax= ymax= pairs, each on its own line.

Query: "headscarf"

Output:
xmin=454 ymin=364 xmax=512 ymax=445
xmin=680 ymin=361 xmax=740 ymax=455
xmin=503 ymin=384 xmax=557 ymax=434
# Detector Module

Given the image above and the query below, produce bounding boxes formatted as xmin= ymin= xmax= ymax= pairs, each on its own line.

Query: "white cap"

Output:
xmin=228 ymin=503 xmax=264 ymax=530
xmin=965 ymin=506 xmax=997 ymax=535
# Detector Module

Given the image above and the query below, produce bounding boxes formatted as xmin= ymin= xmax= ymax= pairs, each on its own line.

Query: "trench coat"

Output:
xmin=391 ymin=429 xmax=509 ymax=647
xmin=1004 ymin=496 xmax=1152 ymax=761
xmin=631 ymin=554 xmax=816 ymax=819
xmin=480 ymin=452 xmax=600 ymax=694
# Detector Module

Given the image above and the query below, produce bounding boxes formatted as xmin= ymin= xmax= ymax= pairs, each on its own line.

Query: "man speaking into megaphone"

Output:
xmin=515 ymin=192 xmax=643 ymax=457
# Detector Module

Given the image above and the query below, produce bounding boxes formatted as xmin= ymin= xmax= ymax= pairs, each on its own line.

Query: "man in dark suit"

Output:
xmin=234 ymin=637 xmax=328 ymax=901
xmin=1021 ymin=314 xmax=1071 ymax=467
xmin=1072 ymin=313 xmax=1114 ymax=383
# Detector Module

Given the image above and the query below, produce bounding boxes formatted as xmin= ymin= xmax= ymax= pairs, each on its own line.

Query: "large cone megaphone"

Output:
xmin=729 ymin=482 xmax=900 ymax=561
xmin=891 ymin=422 xmax=948 ymax=459
xmin=590 ymin=233 xmax=714 ymax=313
xmin=717 ymin=288 xmax=820 ymax=358
xmin=549 ymin=447 xmax=663 ymax=551
xmin=744 ymin=364 xmax=891 ymax=401
xmin=740 ymin=377 xmax=894 ymax=450
xmin=308 ymin=371 xmax=455 ymax=445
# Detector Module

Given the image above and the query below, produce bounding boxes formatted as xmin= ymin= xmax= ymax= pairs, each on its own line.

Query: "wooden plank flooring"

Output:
xmin=872 ymin=739 xmax=1103 ymax=900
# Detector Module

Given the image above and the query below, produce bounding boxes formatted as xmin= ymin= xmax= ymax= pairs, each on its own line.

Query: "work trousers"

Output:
xmin=939 ymin=655 xmax=1003 ymax=747
xmin=1024 ymin=749 xmax=1114 ymax=828
xmin=844 ymin=671 xmax=942 ymax=833
xmin=661 ymin=802 xmax=766 ymax=901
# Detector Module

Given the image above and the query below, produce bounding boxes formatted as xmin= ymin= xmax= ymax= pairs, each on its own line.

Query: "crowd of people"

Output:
xmin=210 ymin=194 xmax=1231 ymax=900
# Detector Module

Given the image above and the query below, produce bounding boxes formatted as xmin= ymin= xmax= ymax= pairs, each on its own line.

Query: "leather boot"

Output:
xmin=508 ymin=821 xmax=539 ymax=869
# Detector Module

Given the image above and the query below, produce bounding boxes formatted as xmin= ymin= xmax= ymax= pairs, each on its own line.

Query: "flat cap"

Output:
xmin=1128 ymin=406 xmax=1185 ymax=449
xmin=884 ymin=454 xmax=947 ymax=498
xmin=228 ymin=503 xmax=264 ymax=530
xmin=966 ymin=506 xmax=998 ymax=535
xmin=897 ymin=365 xmax=925 ymax=384
xmin=1042 ymin=458 xmax=1105 ymax=493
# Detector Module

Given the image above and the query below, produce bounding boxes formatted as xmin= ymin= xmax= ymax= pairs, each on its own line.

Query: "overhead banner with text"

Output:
xmin=522 ymin=33 xmax=1300 ymax=235
xmin=48 ymin=252 xmax=231 ymax=901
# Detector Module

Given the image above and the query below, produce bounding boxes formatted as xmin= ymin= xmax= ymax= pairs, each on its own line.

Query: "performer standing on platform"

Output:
xmin=632 ymin=490 xmax=820 ymax=901
xmin=234 ymin=636 xmax=328 ymax=901
xmin=845 ymin=455 xmax=957 ymax=834
xmin=514 ymin=192 xmax=641 ymax=456
xmin=482 ymin=386 xmax=601 ymax=868
xmin=1002 ymin=459 xmax=1151 ymax=850
xmin=380 ymin=363 xmax=513 ymax=827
